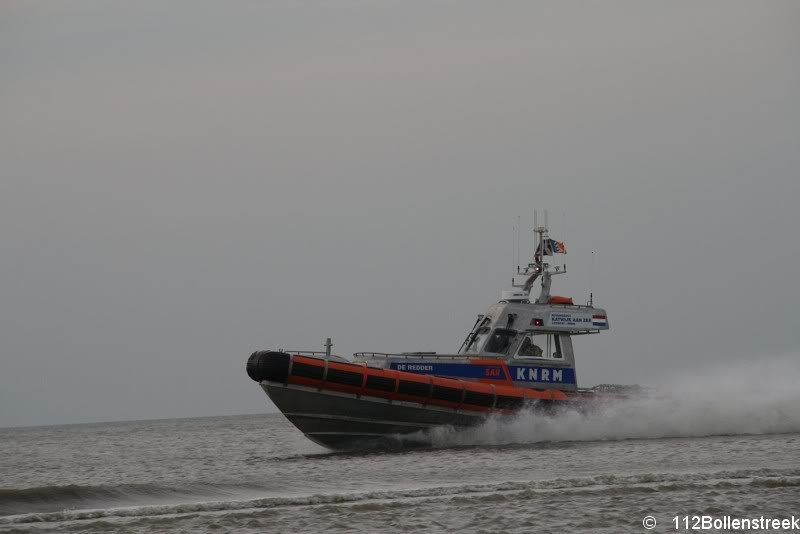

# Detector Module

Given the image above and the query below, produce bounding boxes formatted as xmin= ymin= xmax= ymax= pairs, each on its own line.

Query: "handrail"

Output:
xmin=546 ymin=303 xmax=598 ymax=310
xmin=565 ymin=330 xmax=601 ymax=336
xmin=353 ymin=352 xmax=505 ymax=361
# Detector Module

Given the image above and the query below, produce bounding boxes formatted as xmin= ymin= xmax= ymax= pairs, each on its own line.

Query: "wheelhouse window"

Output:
xmin=464 ymin=327 xmax=491 ymax=353
xmin=482 ymin=328 xmax=517 ymax=354
xmin=516 ymin=333 xmax=562 ymax=359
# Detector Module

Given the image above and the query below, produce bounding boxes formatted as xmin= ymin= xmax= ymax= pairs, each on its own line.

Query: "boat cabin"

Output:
xmin=352 ymin=221 xmax=609 ymax=392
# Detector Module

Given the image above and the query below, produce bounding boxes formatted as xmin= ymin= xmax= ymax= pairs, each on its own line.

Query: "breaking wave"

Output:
xmin=0 ymin=482 xmax=258 ymax=518
xmin=2 ymin=468 xmax=797 ymax=525
xmin=426 ymin=356 xmax=800 ymax=447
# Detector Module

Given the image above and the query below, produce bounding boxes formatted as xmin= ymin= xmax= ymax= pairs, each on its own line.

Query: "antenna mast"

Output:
xmin=513 ymin=209 xmax=568 ymax=303
xmin=589 ymin=250 xmax=595 ymax=306
xmin=517 ymin=215 xmax=521 ymax=272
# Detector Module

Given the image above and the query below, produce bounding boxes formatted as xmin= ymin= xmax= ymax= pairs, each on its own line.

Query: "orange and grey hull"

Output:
xmin=261 ymin=382 xmax=489 ymax=448
xmin=246 ymin=351 xmax=574 ymax=449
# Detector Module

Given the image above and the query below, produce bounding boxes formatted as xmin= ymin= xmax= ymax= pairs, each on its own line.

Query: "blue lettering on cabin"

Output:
xmin=508 ymin=366 xmax=575 ymax=384
xmin=389 ymin=362 xmax=575 ymax=384
xmin=389 ymin=362 xmax=507 ymax=380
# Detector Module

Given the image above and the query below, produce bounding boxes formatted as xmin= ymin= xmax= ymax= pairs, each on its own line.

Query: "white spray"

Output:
xmin=428 ymin=354 xmax=800 ymax=447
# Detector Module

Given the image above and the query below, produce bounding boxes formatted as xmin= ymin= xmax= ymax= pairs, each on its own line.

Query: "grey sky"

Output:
xmin=2 ymin=1 xmax=799 ymax=427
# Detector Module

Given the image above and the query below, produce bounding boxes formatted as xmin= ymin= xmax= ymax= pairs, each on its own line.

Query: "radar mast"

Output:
xmin=512 ymin=210 xmax=567 ymax=304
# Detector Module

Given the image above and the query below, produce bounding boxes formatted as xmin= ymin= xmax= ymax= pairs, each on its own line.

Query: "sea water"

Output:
xmin=2 ymin=361 xmax=800 ymax=533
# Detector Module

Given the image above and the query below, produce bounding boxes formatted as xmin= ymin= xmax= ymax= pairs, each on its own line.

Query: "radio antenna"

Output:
xmin=589 ymin=249 xmax=596 ymax=306
xmin=511 ymin=223 xmax=515 ymax=276
xmin=516 ymin=215 xmax=521 ymax=271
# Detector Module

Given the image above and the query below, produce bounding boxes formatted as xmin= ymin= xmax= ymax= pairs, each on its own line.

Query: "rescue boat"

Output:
xmin=246 ymin=220 xmax=624 ymax=449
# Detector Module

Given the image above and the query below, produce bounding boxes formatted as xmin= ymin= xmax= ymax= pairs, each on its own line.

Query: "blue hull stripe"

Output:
xmin=388 ymin=362 xmax=575 ymax=385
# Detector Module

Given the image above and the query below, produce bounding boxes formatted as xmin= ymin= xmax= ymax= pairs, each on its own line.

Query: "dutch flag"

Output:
xmin=592 ymin=315 xmax=608 ymax=327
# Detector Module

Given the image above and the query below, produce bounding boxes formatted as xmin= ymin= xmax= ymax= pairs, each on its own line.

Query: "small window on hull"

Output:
xmin=292 ymin=362 xmax=324 ymax=379
xmin=326 ymin=368 xmax=363 ymax=386
xmin=431 ymin=385 xmax=462 ymax=403
xmin=366 ymin=375 xmax=396 ymax=392
xmin=463 ymin=390 xmax=494 ymax=407
xmin=398 ymin=380 xmax=431 ymax=398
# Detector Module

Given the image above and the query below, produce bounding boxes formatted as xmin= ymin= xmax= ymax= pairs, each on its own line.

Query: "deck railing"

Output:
xmin=280 ymin=350 xmax=329 ymax=356
xmin=352 ymin=352 xmax=504 ymax=361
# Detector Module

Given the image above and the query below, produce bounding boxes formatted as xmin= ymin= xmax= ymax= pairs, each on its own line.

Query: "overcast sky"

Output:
xmin=2 ymin=1 xmax=799 ymax=427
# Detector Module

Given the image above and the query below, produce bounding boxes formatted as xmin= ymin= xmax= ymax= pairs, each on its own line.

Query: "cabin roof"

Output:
xmin=481 ymin=301 xmax=609 ymax=334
